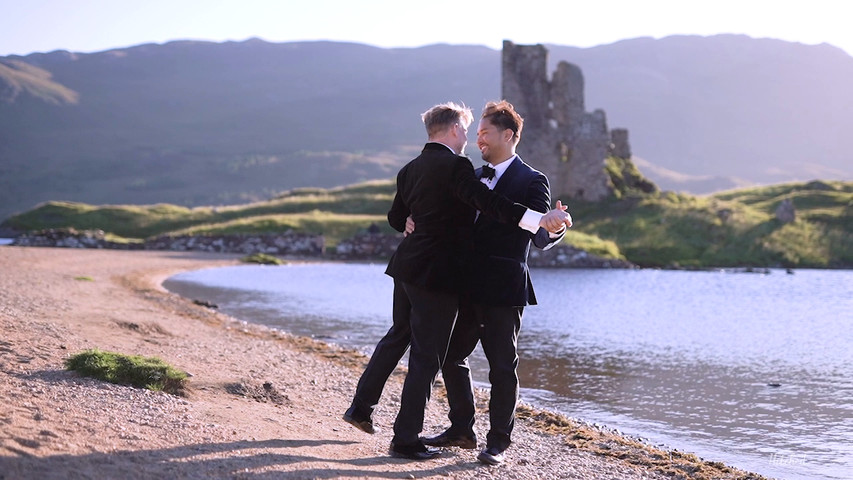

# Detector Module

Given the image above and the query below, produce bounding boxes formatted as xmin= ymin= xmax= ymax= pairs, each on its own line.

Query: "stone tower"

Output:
xmin=502 ymin=40 xmax=633 ymax=201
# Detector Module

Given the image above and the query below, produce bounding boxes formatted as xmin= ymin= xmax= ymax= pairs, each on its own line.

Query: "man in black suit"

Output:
xmin=423 ymin=100 xmax=567 ymax=466
xmin=343 ymin=102 xmax=571 ymax=460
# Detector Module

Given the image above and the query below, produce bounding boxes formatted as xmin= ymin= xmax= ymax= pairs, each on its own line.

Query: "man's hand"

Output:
xmin=539 ymin=200 xmax=572 ymax=233
xmin=404 ymin=215 xmax=415 ymax=236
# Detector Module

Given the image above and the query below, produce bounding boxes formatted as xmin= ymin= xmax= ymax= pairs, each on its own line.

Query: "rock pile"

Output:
xmin=775 ymin=198 xmax=796 ymax=223
xmin=11 ymin=228 xmax=634 ymax=268
xmin=12 ymin=229 xmax=323 ymax=256
xmin=10 ymin=228 xmax=138 ymax=250
xmin=333 ymin=232 xmax=402 ymax=259
xmin=144 ymin=233 xmax=324 ymax=255
xmin=528 ymin=245 xmax=635 ymax=269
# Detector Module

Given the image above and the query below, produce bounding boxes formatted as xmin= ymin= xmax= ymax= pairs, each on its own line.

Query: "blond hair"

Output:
xmin=421 ymin=102 xmax=473 ymax=138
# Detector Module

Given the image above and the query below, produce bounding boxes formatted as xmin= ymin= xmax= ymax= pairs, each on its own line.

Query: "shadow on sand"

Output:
xmin=0 ymin=438 xmax=476 ymax=479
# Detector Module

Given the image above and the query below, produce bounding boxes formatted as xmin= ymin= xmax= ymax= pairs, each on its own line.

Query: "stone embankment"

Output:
xmin=11 ymin=228 xmax=634 ymax=268
xmin=528 ymin=245 xmax=634 ymax=268
xmin=11 ymin=229 xmax=323 ymax=256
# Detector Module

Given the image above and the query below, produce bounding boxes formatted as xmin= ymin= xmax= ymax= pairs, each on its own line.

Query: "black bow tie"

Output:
xmin=479 ymin=165 xmax=496 ymax=180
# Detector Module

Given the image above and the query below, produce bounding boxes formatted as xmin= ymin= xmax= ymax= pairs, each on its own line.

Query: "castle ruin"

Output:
xmin=502 ymin=40 xmax=635 ymax=201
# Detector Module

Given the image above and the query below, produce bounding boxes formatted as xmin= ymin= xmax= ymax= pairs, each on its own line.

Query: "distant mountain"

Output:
xmin=631 ymin=157 xmax=753 ymax=194
xmin=1 ymin=35 xmax=851 ymax=220
xmin=545 ymin=35 xmax=853 ymax=185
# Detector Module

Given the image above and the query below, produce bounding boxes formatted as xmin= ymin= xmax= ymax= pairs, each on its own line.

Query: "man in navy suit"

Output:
xmin=423 ymin=100 xmax=567 ymax=465
xmin=342 ymin=102 xmax=571 ymax=460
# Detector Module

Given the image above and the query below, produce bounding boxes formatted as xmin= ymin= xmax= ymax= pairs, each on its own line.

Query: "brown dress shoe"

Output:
xmin=343 ymin=406 xmax=378 ymax=434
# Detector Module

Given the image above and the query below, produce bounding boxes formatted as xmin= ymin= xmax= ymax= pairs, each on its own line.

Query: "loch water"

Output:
xmin=164 ymin=264 xmax=853 ymax=480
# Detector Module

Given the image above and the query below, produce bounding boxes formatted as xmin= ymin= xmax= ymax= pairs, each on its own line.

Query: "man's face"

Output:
xmin=476 ymin=119 xmax=508 ymax=164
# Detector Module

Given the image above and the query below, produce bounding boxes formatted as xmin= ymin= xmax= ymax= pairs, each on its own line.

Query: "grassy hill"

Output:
xmin=570 ymin=180 xmax=851 ymax=268
xmin=0 ymin=180 xmax=395 ymax=246
xmin=4 ymin=180 xmax=850 ymax=268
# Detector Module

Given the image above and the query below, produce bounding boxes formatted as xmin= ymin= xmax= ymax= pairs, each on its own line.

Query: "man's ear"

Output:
xmin=503 ymin=128 xmax=514 ymax=143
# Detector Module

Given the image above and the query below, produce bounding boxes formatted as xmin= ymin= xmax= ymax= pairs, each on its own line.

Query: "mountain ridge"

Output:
xmin=1 ymin=35 xmax=851 ymax=221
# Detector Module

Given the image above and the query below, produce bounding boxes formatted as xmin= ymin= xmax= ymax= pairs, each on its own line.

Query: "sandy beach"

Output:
xmin=0 ymin=247 xmax=767 ymax=479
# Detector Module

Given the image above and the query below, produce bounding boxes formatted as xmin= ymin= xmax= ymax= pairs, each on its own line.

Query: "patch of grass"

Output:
xmin=2 ymin=179 xmax=397 ymax=239
xmin=604 ymin=156 xmax=658 ymax=198
xmin=276 ymin=178 xmax=395 ymax=198
xmin=563 ymin=181 xmax=852 ymax=268
xmin=563 ymin=230 xmax=625 ymax=260
xmin=241 ymin=253 xmax=283 ymax=265
xmin=5 ymin=178 xmax=850 ymax=268
xmin=713 ymin=180 xmax=850 ymax=205
xmin=171 ymin=210 xmax=394 ymax=247
xmin=65 ymin=349 xmax=188 ymax=396
xmin=0 ymin=201 xmax=212 ymax=239
xmin=73 ymin=276 xmax=94 ymax=282
xmin=103 ymin=233 xmax=145 ymax=245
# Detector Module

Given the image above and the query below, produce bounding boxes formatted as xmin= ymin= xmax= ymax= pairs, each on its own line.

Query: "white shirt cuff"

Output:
xmin=519 ymin=209 xmax=542 ymax=234
xmin=549 ymin=224 xmax=566 ymax=238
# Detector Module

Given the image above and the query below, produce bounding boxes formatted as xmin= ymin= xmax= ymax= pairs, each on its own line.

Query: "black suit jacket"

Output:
xmin=467 ymin=156 xmax=564 ymax=307
xmin=385 ymin=143 xmax=528 ymax=294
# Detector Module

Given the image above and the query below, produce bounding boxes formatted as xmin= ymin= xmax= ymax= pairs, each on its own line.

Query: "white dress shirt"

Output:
xmin=475 ymin=155 xmax=545 ymax=234
xmin=479 ymin=155 xmax=564 ymax=236
xmin=479 ymin=155 xmax=515 ymax=190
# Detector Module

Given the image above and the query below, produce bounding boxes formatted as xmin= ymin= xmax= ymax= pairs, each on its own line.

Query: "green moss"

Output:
xmin=604 ymin=156 xmax=659 ymax=199
xmin=65 ymin=349 xmax=188 ymax=395
xmin=241 ymin=253 xmax=284 ymax=265
xmin=562 ymin=230 xmax=625 ymax=259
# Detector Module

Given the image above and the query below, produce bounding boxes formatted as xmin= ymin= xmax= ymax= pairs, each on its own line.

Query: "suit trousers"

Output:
xmin=442 ymin=300 xmax=523 ymax=451
xmin=349 ymin=280 xmax=412 ymax=417
xmin=392 ymin=282 xmax=459 ymax=446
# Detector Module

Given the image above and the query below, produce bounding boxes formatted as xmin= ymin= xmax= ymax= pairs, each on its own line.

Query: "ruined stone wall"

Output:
xmin=502 ymin=42 xmax=551 ymax=133
xmin=502 ymin=40 xmax=632 ymax=201
xmin=609 ymin=128 xmax=632 ymax=159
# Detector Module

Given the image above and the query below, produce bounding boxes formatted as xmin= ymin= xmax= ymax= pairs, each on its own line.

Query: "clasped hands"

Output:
xmin=539 ymin=200 xmax=572 ymax=233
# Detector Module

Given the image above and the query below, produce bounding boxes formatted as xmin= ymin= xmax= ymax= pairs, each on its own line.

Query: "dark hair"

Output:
xmin=481 ymin=100 xmax=523 ymax=143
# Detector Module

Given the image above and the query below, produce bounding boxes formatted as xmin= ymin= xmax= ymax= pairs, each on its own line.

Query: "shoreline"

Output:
xmin=0 ymin=247 xmax=769 ymax=479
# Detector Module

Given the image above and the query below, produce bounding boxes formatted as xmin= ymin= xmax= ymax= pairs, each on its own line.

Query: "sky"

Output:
xmin=2 ymin=0 xmax=852 ymax=58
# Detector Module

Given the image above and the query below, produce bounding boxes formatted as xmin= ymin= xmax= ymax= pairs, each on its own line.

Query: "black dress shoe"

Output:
xmin=343 ymin=406 xmax=378 ymax=434
xmin=389 ymin=441 xmax=441 ymax=460
xmin=477 ymin=446 xmax=505 ymax=465
xmin=422 ymin=430 xmax=477 ymax=449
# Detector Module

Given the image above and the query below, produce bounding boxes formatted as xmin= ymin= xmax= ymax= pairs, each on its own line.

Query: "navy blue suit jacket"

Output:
xmin=467 ymin=156 xmax=564 ymax=307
